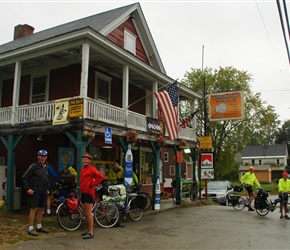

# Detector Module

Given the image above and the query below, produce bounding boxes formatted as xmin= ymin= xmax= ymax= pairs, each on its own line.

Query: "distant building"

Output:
xmin=238 ymin=144 xmax=288 ymax=183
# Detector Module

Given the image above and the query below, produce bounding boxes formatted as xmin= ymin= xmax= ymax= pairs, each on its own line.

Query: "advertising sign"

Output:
xmin=200 ymin=136 xmax=212 ymax=149
xmin=68 ymin=98 xmax=83 ymax=118
xmin=146 ymin=117 xmax=165 ymax=135
xmin=201 ymin=153 xmax=213 ymax=168
xmin=201 ymin=169 xmax=214 ymax=179
xmin=53 ymin=99 xmax=69 ymax=125
xmin=208 ymin=91 xmax=244 ymax=121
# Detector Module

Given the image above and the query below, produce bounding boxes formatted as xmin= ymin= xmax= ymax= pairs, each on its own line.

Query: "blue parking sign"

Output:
xmin=105 ymin=127 xmax=112 ymax=144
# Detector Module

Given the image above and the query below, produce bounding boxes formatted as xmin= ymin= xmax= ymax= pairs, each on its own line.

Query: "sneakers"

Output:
xmin=280 ymin=215 xmax=284 ymax=219
xmin=82 ymin=232 xmax=94 ymax=239
xmin=81 ymin=231 xmax=88 ymax=236
xmin=284 ymin=215 xmax=290 ymax=220
xmin=28 ymin=229 xmax=38 ymax=236
xmin=36 ymin=227 xmax=49 ymax=233
xmin=248 ymin=207 xmax=255 ymax=211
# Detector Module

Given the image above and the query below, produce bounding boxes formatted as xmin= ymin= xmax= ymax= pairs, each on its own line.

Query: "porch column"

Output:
xmin=80 ymin=43 xmax=90 ymax=99
xmin=11 ymin=61 xmax=21 ymax=125
xmin=0 ymin=135 xmax=24 ymax=212
xmin=152 ymin=81 xmax=158 ymax=118
xmin=123 ymin=65 xmax=129 ymax=126
xmin=65 ymin=130 xmax=91 ymax=194
xmin=150 ymin=141 xmax=161 ymax=210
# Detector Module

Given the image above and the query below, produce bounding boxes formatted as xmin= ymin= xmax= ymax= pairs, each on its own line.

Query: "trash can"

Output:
xmin=14 ymin=187 xmax=21 ymax=210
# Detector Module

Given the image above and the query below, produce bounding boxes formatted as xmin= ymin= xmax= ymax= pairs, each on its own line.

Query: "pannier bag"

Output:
xmin=66 ymin=197 xmax=79 ymax=212
xmin=254 ymin=195 xmax=267 ymax=209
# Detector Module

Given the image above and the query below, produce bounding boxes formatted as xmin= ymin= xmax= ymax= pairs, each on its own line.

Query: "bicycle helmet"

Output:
xmin=37 ymin=149 xmax=48 ymax=156
xmin=82 ymin=153 xmax=92 ymax=159
xmin=249 ymin=166 xmax=254 ymax=170
xmin=282 ymin=172 xmax=288 ymax=178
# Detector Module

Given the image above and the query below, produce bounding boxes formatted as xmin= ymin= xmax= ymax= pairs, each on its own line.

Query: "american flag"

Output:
xmin=180 ymin=110 xmax=200 ymax=129
xmin=154 ymin=81 xmax=178 ymax=140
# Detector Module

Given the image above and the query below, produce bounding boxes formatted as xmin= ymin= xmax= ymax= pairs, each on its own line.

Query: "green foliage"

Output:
xmin=181 ymin=66 xmax=281 ymax=179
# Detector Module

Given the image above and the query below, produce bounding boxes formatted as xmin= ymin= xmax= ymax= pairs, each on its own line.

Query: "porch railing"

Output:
xmin=0 ymin=97 xmax=196 ymax=141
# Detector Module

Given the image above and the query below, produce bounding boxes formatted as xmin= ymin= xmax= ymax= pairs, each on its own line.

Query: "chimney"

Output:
xmin=14 ymin=24 xmax=34 ymax=40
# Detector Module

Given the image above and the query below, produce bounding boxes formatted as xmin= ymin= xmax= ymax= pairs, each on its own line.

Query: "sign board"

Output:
xmin=68 ymin=98 xmax=83 ymax=118
xmin=208 ymin=91 xmax=245 ymax=121
xmin=104 ymin=127 xmax=112 ymax=144
xmin=200 ymin=136 xmax=212 ymax=149
xmin=201 ymin=169 xmax=214 ymax=179
xmin=53 ymin=99 xmax=69 ymax=125
xmin=146 ymin=117 xmax=165 ymax=135
xmin=201 ymin=153 xmax=213 ymax=168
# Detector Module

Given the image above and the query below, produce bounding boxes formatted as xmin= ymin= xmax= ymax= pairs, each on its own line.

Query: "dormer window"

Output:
xmin=124 ymin=29 xmax=136 ymax=55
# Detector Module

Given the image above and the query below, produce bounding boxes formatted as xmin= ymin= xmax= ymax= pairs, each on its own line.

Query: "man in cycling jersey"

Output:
xmin=240 ymin=166 xmax=260 ymax=211
xmin=80 ymin=153 xmax=104 ymax=239
xmin=278 ymin=171 xmax=290 ymax=219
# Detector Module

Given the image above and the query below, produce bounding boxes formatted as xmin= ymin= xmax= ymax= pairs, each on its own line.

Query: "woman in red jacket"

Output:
xmin=80 ymin=153 xmax=104 ymax=239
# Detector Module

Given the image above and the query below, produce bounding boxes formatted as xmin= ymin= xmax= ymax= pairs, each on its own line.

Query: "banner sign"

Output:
xmin=53 ymin=99 xmax=69 ymax=125
xmin=176 ymin=151 xmax=183 ymax=163
xmin=146 ymin=117 xmax=165 ymax=135
xmin=68 ymin=98 xmax=83 ymax=118
xmin=208 ymin=91 xmax=244 ymax=121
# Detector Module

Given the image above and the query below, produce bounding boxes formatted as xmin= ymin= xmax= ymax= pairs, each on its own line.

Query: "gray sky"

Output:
xmin=1 ymin=0 xmax=290 ymax=124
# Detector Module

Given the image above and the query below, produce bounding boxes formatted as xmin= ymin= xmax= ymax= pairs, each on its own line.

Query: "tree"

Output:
xmin=181 ymin=66 xmax=280 ymax=179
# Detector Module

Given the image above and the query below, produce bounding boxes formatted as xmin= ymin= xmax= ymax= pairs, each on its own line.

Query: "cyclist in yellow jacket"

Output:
xmin=108 ymin=162 xmax=124 ymax=184
xmin=240 ymin=166 xmax=260 ymax=211
xmin=278 ymin=171 xmax=290 ymax=219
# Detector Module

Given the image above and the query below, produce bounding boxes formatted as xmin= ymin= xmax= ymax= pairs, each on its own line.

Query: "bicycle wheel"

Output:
xmin=94 ymin=201 xmax=119 ymax=228
xmin=256 ymin=207 xmax=269 ymax=216
xmin=232 ymin=197 xmax=246 ymax=211
xmin=172 ymin=188 xmax=176 ymax=203
xmin=139 ymin=192 xmax=152 ymax=211
xmin=127 ymin=196 xmax=143 ymax=222
xmin=190 ymin=184 xmax=198 ymax=201
xmin=56 ymin=201 xmax=83 ymax=231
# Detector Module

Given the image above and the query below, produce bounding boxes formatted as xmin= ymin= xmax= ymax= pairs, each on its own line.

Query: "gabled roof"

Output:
xmin=242 ymin=145 xmax=288 ymax=158
xmin=0 ymin=2 xmax=165 ymax=73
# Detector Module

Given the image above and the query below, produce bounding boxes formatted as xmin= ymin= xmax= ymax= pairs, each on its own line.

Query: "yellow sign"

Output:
xmin=208 ymin=91 xmax=245 ymax=121
xmin=53 ymin=99 xmax=69 ymax=125
xmin=69 ymin=98 xmax=83 ymax=118
xmin=200 ymin=136 xmax=212 ymax=149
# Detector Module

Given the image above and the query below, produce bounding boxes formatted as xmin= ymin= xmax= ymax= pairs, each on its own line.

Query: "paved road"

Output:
xmin=3 ymin=205 xmax=290 ymax=250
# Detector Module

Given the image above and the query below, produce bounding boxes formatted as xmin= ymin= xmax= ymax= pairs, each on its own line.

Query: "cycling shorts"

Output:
xmin=279 ymin=193 xmax=289 ymax=201
xmin=245 ymin=185 xmax=254 ymax=194
xmin=29 ymin=191 xmax=47 ymax=208
xmin=81 ymin=192 xmax=94 ymax=204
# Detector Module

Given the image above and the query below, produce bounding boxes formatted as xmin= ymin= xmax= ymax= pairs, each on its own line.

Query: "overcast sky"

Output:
xmin=1 ymin=0 xmax=290 ymax=124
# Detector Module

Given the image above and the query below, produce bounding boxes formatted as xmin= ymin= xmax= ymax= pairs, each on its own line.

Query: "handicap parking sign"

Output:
xmin=105 ymin=127 xmax=112 ymax=144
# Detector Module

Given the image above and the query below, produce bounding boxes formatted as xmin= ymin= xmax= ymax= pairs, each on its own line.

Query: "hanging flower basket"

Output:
xmin=179 ymin=139 xmax=188 ymax=149
xmin=156 ymin=135 xmax=165 ymax=148
xmin=127 ymin=129 xmax=138 ymax=144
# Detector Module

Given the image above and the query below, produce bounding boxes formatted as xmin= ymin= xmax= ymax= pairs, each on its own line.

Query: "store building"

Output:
xmin=0 ymin=3 xmax=201 ymax=210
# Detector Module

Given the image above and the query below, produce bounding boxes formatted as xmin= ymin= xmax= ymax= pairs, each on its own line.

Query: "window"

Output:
xmin=277 ymin=159 xmax=280 ymax=165
xmin=170 ymin=165 xmax=175 ymax=176
xmin=259 ymin=160 xmax=262 ymax=165
xmin=95 ymin=72 xmax=111 ymax=103
xmin=164 ymin=152 xmax=169 ymax=162
xmin=31 ymin=76 xmax=47 ymax=103
xmin=124 ymin=29 xmax=136 ymax=55
xmin=251 ymin=159 xmax=255 ymax=165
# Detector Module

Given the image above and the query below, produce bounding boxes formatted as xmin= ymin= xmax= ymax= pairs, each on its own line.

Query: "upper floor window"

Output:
xmin=124 ymin=29 xmax=136 ymax=55
xmin=259 ymin=160 xmax=262 ymax=165
xmin=251 ymin=159 xmax=255 ymax=165
xmin=31 ymin=76 xmax=47 ymax=103
xmin=277 ymin=159 xmax=280 ymax=165
xmin=95 ymin=72 xmax=111 ymax=103
xmin=164 ymin=152 xmax=169 ymax=162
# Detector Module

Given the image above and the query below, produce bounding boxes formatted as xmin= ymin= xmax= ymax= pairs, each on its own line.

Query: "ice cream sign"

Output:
xmin=201 ymin=153 xmax=213 ymax=169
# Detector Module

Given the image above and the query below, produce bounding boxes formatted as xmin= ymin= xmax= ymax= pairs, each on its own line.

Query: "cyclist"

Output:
xmin=240 ymin=166 xmax=261 ymax=211
xmin=278 ymin=171 xmax=290 ymax=219
xmin=108 ymin=161 xmax=124 ymax=184
xmin=80 ymin=153 xmax=104 ymax=239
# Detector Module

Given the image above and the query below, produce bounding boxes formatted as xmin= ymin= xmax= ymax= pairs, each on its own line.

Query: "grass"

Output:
xmin=0 ymin=208 xmax=78 ymax=246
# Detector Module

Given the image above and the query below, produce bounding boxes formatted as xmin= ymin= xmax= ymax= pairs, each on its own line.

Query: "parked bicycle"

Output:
xmin=171 ymin=179 xmax=197 ymax=203
xmin=56 ymin=181 xmax=119 ymax=231
xmin=130 ymin=183 xmax=152 ymax=211
xmin=106 ymin=185 xmax=147 ymax=222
